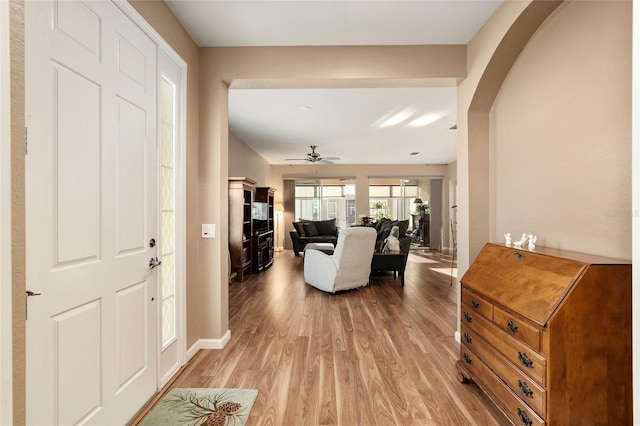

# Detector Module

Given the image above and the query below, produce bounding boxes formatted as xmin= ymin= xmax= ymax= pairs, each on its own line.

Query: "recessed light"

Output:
xmin=300 ymin=106 xmax=311 ymax=111
xmin=410 ymin=152 xmax=419 ymax=156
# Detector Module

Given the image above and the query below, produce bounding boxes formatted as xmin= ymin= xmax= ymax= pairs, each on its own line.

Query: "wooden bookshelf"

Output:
xmin=229 ymin=177 xmax=256 ymax=282
xmin=253 ymin=187 xmax=275 ymax=272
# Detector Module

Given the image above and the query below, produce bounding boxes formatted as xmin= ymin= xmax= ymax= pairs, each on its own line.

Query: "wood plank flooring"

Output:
xmin=138 ymin=249 xmax=508 ymax=425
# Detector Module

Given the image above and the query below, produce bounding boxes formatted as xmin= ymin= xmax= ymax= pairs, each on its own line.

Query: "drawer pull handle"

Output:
xmin=507 ymin=319 xmax=519 ymax=333
xmin=463 ymin=332 xmax=473 ymax=343
xmin=464 ymin=312 xmax=472 ymax=323
xmin=463 ymin=352 xmax=472 ymax=364
xmin=518 ymin=351 xmax=534 ymax=368
xmin=518 ymin=380 xmax=534 ymax=398
xmin=517 ymin=407 xmax=532 ymax=426
xmin=471 ymin=298 xmax=480 ymax=308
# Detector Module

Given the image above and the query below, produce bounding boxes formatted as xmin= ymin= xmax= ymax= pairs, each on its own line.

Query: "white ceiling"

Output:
xmin=165 ymin=1 xmax=502 ymax=48
xmin=165 ymin=0 xmax=503 ymax=165
xmin=229 ymin=87 xmax=458 ymax=165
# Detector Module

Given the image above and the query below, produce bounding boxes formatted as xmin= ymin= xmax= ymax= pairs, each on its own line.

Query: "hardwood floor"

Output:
xmin=139 ymin=249 xmax=508 ymax=425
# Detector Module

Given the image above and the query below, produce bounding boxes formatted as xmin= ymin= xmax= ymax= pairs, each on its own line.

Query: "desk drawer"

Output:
xmin=462 ymin=325 xmax=546 ymax=418
xmin=461 ymin=345 xmax=546 ymax=426
xmin=462 ymin=305 xmax=546 ymax=387
xmin=462 ymin=289 xmax=493 ymax=321
xmin=494 ymin=306 xmax=541 ymax=351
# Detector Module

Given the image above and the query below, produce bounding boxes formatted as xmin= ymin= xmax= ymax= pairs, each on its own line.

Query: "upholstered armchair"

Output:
xmin=303 ymin=227 xmax=377 ymax=293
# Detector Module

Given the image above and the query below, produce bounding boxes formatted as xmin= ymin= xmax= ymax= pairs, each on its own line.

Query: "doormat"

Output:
xmin=139 ymin=388 xmax=258 ymax=426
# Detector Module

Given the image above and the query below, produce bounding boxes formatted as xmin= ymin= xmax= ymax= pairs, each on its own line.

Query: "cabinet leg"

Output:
xmin=456 ymin=361 xmax=471 ymax=383
xmin=456 ymin=372 xmax=470 ymax=384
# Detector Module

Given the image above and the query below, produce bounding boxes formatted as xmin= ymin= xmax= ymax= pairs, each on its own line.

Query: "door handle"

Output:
xmin=26 ymin=290 xmax=42 ymax=320
xmin=149 ymin=257 xmax=162 ymax=270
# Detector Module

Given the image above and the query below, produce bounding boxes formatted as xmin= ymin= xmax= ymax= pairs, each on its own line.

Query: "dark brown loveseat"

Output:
xmin=289 ymin=218 xmax=339 ymax=256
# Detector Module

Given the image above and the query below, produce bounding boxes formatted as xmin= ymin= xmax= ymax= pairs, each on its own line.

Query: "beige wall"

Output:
xmin=127 ymin=0 xmax=201 ymax=346
xmin=229 ymin=131 xmax=271 ymax=185
xmin=490 ymin=1 xmax=631 ymax=260
xmin=457 ymin=0 xmax=562 ymax=281
xmin=207 ymin=45 xmax=466 ymax=84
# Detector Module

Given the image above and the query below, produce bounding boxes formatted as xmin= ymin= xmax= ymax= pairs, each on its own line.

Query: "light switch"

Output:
xmin=202 ymin=224 xmax=215 ymax=238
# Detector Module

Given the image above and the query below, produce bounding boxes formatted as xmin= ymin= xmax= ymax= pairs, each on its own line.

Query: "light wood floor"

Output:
xmin=138 ymin=249 xmax=508 ymax=425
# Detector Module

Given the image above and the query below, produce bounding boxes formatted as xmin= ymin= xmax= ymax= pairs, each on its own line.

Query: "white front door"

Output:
xmin=26 ymin=1 xmax=158 ymax=424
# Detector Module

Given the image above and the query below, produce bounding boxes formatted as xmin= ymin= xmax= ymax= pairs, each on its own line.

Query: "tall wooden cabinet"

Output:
xmin=457 ymin=243 xmax=631 ymax=425
xmin=253 ymin=187 xmax=275 ymax=273
xmin=229 ymin=177 xmax=255 ymax=282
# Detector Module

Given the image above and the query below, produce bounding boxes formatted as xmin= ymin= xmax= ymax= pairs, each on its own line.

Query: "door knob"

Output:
xmin=149 ymin=257 xmax=162 ymax=270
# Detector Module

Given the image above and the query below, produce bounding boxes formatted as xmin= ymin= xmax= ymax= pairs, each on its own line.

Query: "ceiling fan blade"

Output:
xmin=318 ymin=159 xmax=334 ymax=164
xmin=321 ymin=156 xmax=340 ymax=161
xmin=284 ymin=158 xmax=308 ymax=161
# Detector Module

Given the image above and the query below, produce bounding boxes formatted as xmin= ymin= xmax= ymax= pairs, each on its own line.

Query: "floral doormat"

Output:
xmin=139 ymin=388 xmax=258 ymax=426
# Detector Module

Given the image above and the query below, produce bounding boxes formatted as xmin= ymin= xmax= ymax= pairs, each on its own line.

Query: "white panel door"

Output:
xmin=26 ymin=1 xmax=158 ymax=424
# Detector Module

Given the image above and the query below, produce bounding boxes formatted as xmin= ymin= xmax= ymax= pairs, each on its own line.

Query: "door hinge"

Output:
xmin=24 ymin=126 xmax=28 ymax=155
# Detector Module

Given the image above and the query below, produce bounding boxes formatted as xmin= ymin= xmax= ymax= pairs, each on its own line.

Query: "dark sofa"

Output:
xmin=289 ymin=218 xmax=339 ymax=256
xmin=369 ymin=218 xmax=410 ymax=251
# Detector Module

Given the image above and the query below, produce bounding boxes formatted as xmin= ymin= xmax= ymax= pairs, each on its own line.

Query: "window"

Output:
xmin=294 ymin=179 xmax=355 ymax=227
xmin=369 ymin=178 xmax=427 ymax=222
xmin=160 ymin=75 xmax=176 ymax=348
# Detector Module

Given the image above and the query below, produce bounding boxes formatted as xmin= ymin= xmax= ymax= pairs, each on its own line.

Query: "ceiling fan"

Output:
xmin=285 ymin=145 xmax=340 ymax=164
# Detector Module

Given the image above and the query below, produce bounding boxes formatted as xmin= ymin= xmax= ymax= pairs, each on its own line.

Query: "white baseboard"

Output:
xmin=159 ymin=363 xmax=183 ymax=389
xmin=454 ymin=331 xmax=461 ymax=344
xmin=186 ymin=330 xmax=231 ymax=361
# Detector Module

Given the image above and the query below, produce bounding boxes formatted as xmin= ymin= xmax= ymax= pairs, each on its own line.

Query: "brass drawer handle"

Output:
xmin=517 ymin=407 xmax=532 ymax=426
xmin=518 ymin=379 xmax=534 ymax=398
xmin=463 ymin=332 xmax=473 ymax=343
xmin=464 ymin=312 xmax=472 ymax=323
xmin=518 ymin=351 xmax=534 ymax=368
xmin=507 ymin=319 xmax=519 ymax=333
xmin=463 ymin=352 xmax=472 ymax=364
xmin=471 ymin=298 xmax=480 ymax=308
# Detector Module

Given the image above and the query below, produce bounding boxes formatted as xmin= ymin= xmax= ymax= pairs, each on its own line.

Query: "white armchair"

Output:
xmin=303 ymin=227 xmax=377 ymax=293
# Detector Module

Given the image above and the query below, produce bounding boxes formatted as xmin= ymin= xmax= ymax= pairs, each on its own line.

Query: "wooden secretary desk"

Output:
xmin=457 ymin=243 xmax=631 ymax=425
